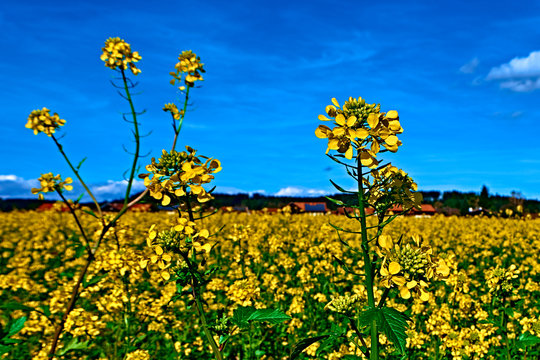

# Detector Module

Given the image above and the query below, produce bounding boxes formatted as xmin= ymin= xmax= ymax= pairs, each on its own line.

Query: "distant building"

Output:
xmin=36 ymin=202 xmax=69 ymax=212
xmin=386 ymin=204 xmax=437 ymax=217
xmin=290 ymin=202 xmax=328 ymax=214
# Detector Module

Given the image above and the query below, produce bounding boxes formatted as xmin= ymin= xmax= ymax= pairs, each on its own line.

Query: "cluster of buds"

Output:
xmin=367 ymin=164 xmax=423 ymax=210
xmin=170 ymin=50 xmax=205 ymax=90
xmin=324 ymin=293 xmax=363 ymax=316
xmin=486 ymin=264 xmax=520 ymax=297
xmin=163 ymin=103 xmax=183 ymax=120
xmin=31 ymin=173 xmax=73 ymax=200
xmin=315 ymin=97 xmax=403 ymax=161
xmin=141 ymin=146 xmax=221 ymax=205
xmin=140 ymin=218 xmax=213 ymax=281
xmin=25 ymin=108 xmax=66 ymax=136
xmin=100 ymin=37 xmax=141 ymax=75
xmin=378 ymin=235 xmax=450 ymax=301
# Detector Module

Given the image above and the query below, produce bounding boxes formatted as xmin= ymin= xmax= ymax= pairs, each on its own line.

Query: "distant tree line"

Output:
xmin=1 ymin=185 xmax=539 ymax=215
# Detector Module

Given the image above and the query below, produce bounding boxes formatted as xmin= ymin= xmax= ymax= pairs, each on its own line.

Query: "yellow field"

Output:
xmin=1 ymin=211 xmax=539 ymax=359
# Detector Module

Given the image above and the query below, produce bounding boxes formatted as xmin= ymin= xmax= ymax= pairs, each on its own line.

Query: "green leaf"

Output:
xmin=290 ymin=335 xmax=330 ymax=360
xmin=343 ymin=356 xmax=364 ymax=360
xmin=74 ymin=192 xmax=85 ymax=205
xmin=378 ymin=307 xmax=410 ymax=354
xmin=504 ymin=307 xmax=514 ymax=317
xmin=82 ymin=209 xmax=98 ymax=218
xmin=255 ymin=350 xmax=265 ymax=357
xmin=231 ymin=306 xmax=257 ymax=328
xmin=76 ymin=157 xmax=87 ymax=170
xmin=56 ymin=337 xmax=89 ymax=356
xmin=358 ymin=307 xmax=379 ymax=327
xmin=325 ymin=196 xmax=344 ymax=207
xmin=329 ymin=179 xmax=349 ymax=193
xmin=247 ymin=308 xmax=291 ymax=324
xmin=0 ymin=303 xmax=35 ymax=312
xmin=8 ymin=316 xmax=26 ymax=337
xmin=218 ymin=335 xmax=229 ymax=345
xmin=517 ymin=332 xmax=540 ymax=347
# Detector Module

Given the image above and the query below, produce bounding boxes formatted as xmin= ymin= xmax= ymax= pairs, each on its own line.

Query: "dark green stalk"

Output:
xmin=349 ymin=318 xmax=370 ymax=358
xmin=55 ymin=188 xmax=92 ymax=257
xmin=51 ymin=134 xmax=102 ymax=218
xmin=171 ymin=85 xmax=191 ymax=151
xmin=356 ymin=155 xmax=379 ymax=359
xmin=120 ymin=69 xmax=141 ymax=209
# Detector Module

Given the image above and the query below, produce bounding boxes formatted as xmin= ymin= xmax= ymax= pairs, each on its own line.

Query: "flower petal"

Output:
xmin=389 ymin=261 xmax=401 ymax=275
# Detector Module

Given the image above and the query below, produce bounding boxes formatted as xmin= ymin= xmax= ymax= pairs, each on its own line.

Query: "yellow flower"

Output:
xmin=141 ymin=147 xmax=221 ymax=205
xmin=31 ymin=173 xmax=73 ymax=200
xmin=324 ymin=293 xmax=363 ymax=315
xmin=163 ymin=103 xmax=183 ymax=120
xmin=25 ymin=108 xmax=66 ymax=136
xmin=315 ymin=96 xmax=404 ymax=162
xmin=100 ymin=37 xmax=141 ymax=75
xmin=379 ymin=235 xmax=449 ymax=301
xmin=486 ymin=264 xmax=520 ymax=296
xmin=169 ymin=50 xmax=205 ymax=89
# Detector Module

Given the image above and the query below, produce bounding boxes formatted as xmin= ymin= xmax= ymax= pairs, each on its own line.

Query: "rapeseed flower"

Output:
xmin=163 ymin=103 xmax=183 ymax=120
xmin=100 ymin=37 xmax=141 ymax=75
xmin=315 ymin=97 xmax=403 ymax=161
xmin=170 ymin=50 xmax=205 ymax=89
xmin=31 ymin=173 xmax=73 ymax=200
xmin=25 ymin=107 xmax=66 ymax=136
xmin=141 ymin=147 xmax=221 ymax=205
xmin=379 ymin=235 xmax=449 ymax=301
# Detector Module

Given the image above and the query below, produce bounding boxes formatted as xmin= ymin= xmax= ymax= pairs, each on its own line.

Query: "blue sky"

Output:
xmin=2 ymin=0 xmax=540 ymax=201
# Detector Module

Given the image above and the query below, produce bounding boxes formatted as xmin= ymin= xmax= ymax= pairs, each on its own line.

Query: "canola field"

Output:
xmin=1 ymin=211 xmax=539 ymax=359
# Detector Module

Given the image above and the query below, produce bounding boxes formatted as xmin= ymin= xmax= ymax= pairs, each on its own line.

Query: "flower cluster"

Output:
xmin=378 ymin=235 xmax=450 ymax=301
xmin=368 ymin=164 xmax=423 ymax=210
xmin=31 ymin=173 xmax=73 ymax=200
xmin=141 ymin=146 xmax=221 ymax=205
xmin=486 ymin=264 xmax=520 ymax=297
xmin=324 ymin=294 xmax=363 ymax=316
xmin=100 ymin=37 xmax=142 ymax=75
xmin=140 ymin=218 xmax=213 ymax=281
xmin=169 ymin=50 xmax=205 ymax=89
xmin=163 ymin=103 xmax=183 ymax=120
xmin=25 ymin=107 xmax=66 ymax=136
xmin=315 ymin=97 xmax=403 ymax=161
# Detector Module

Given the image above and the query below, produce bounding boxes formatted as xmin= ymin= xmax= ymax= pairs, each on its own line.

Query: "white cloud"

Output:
xmin=90 ymin=180 xmax=146 ymax=200
xmin=0 ymin=175 xmax=147 ymax=201
xmin=0 ymin=175 xmax=18 ymax=181
xmin=459 ymin=57 xmax=479 ymax=74
xmin=0 ymin=174 xmax=39 ymax=198
xmin=499 ymin=78 xmax=540 ymax=92
xmin=487 ymin=51 xmax=540 ymax=92
xmin=487 ymin=51 xmax=540 ymax=79
xmin=275 ymin=186 xmax=327 ymax=197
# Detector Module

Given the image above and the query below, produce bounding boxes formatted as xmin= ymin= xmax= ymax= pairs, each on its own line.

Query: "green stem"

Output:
xmin=349 ymin=318 xmax=370 ymax=358
xmin=192 ymin=287 xmax=223 ymax=360
xmin=172 ymin=86 xmax=190 ymax=151
xmin=120 ymin=69 xmax=141 ymax=209
xmin=55 ymin=189 xmax=92 ymax=257
xmin=51 ymin=134 xmax=102 ymax=219
xmin=500 ymin=303 xmax=511 ymax=360
xmin=356 ymin=154 xmax=378 ymax=360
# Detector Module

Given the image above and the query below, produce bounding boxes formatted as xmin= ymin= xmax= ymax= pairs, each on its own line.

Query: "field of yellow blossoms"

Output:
xmin=1 ymin=210 xmax=539 ymax=359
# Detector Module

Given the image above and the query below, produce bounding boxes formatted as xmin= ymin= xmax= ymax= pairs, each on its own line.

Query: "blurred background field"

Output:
xmin=1 ymin=210 xmax=538 ymax=359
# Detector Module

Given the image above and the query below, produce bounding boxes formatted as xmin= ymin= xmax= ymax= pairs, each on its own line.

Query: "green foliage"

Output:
xmin=0 ymin=315 xmax=26 ymax=356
